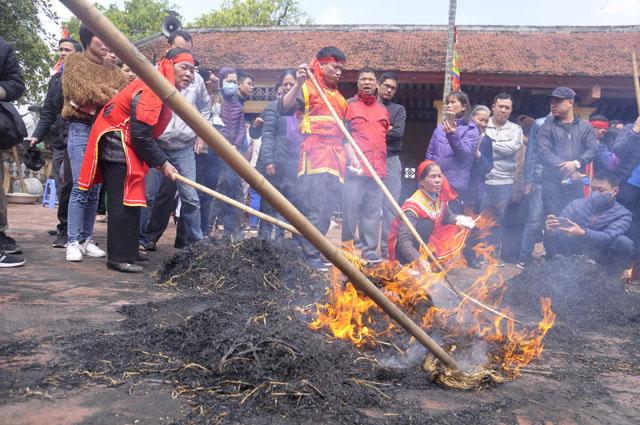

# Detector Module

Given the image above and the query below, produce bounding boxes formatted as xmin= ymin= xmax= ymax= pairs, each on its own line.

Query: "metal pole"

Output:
xmin=59 ymin=0 xmax=459 ymax=370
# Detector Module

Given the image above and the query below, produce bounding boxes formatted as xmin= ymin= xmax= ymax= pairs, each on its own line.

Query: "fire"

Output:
xmin=309 ymin=227 xmax=556 ymax=382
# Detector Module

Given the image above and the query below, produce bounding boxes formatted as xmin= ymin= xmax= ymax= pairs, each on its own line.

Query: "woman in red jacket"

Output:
xmin=78 ymin=48 xmax=194 ymax=273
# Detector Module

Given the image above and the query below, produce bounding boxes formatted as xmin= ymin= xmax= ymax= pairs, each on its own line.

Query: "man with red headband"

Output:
xmin=589 ymin=114 xmax=609 ymax=142
xmin=78 ymin=47 xmax=193 ymax=273
xmin=279 ymin=46 xmax=359 ymax=270
xmin=387 ymin=160 xmax=475 ymax=271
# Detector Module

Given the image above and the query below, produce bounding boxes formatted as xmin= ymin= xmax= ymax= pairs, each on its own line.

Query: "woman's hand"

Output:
xmin=442 ymin=118 xmax=456 ymax=134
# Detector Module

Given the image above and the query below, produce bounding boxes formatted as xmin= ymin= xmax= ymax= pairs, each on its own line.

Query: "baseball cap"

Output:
xmin=546 ymin=86 xmax=581 ymax=102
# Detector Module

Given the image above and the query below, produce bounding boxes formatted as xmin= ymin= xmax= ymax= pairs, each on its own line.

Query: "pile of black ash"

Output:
xmin=503 ymin=255 xmax=640 ymax=329
xmin=53 ymin=239 xmax=420 ymax=424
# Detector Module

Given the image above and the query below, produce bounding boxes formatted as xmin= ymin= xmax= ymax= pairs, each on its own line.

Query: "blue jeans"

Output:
xmin=481 ymin=183 xmax=513 ymax=249
xmin=67 ymin=122 xmax=101 ymax=243
xmin=142 ymin=147 xmax=203 ymax=246
xmin=195 ymin=151 xmax=221 ymax=235
xmin=518 ymin=183 xmax=544 ymax=261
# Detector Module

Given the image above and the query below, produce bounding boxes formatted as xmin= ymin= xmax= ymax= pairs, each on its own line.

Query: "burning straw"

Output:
xmin=309 ymin=243 xmax=557 ymax=389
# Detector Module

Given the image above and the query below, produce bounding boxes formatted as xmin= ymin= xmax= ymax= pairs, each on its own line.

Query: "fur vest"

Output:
xmin=61 ymin=53 xmax=126 ymax=122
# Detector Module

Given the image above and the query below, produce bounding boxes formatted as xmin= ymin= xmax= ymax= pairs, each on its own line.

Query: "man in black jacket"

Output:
xmin=0 ymin=36 xmax=26 ymax=267
xmin=28 ymin=38 xmax=82 ymax=248
xmin=377 ymin=72 xmax=406 ymax=257
xmin=536 ymin=86 xmax=597 ymax=256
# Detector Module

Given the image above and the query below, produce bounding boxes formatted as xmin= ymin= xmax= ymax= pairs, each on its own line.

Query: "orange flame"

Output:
xmin=310 ymin=231 xmax=556 ymax=377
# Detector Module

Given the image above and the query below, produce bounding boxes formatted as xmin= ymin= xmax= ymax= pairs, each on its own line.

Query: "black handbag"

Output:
xmin=0 ymin=101 xmax=27 ymax=150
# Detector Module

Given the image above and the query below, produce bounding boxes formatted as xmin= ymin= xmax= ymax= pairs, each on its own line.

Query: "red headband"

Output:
xmin=170 ymin=52 xmax=195 ymax=65
xmin=591 ymin=120 xmax=609 ymax=130
xmin=317 ymin=56 xmax=345 ymax=65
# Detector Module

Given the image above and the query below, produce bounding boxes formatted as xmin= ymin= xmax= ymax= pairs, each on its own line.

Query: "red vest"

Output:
xmin=298 ymin=80 xmax=348 ymax=181
xmin=387 ymin=189 xmax=468 ymax=263
xmin=78 ymin=80 xmax=172 ymax=207
xmin=345 ymin=96 xmax=390 ymax=178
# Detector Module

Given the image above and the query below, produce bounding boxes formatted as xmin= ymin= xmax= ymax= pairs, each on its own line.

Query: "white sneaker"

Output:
xmin=66 ymin=241 xmax=84 ymax=262
xmin=82 ymin=238 xmax=106 ymax=258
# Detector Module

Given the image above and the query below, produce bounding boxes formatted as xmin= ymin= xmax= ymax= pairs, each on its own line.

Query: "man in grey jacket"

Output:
xmin=482 ymin=92 xmax=523 ymax=264
xmin=377 ymin=71 xmax=406 ymax=258
xmin=536 ymin=86 xmax=597 ymax=256
xmin=140 ymin=30 xmax=211 ymax=250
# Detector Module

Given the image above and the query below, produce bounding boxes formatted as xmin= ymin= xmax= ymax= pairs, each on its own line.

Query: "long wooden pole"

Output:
xmin=305 ymin=70 xmax=517 ymax=323
xmin=632 ymin=52 xmax=640 ymax=115
xmin=174 ymin=173 xmax=300 ymax=235
xmin=60 ymin=0 xmax=458 ymax=370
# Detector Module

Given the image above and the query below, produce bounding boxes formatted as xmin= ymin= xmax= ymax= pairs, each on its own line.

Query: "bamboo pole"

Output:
xmin=632 ymin=52 xmax=640 ymax=115
xmin=305 ymin=69 xmax=517 ymax=324
xmin=60 ymin=0 xmax=458 ymax=370
xmin=174 ymin=173 xmax=300 ymax=236
xmin=11 ymin=146 xmax=27 ymax=193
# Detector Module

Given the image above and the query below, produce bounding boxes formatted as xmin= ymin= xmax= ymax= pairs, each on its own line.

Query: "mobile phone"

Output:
xmin=443 ymin=111 xmax=455 ymax=127
xmin=556 ymin=217 xmax=571 ymax=228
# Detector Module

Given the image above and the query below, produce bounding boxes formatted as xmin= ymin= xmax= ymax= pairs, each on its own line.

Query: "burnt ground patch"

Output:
xmin=1 ymin=239 xmax=639 ymax=424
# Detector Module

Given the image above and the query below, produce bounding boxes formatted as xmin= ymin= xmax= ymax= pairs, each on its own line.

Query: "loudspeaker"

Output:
xmin=161 ymin=15 xmax=181 ymax=37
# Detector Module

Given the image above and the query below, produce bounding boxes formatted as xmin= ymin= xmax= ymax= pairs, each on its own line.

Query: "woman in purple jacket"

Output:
xmin=425 ymin=91 xmax=480 ymax=211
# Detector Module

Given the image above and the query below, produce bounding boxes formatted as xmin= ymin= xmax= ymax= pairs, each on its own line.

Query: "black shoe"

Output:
xmin=0 ymin=233 xmax=22 ymax=255
xmin=143 ymin=241 xmax=156 ymax=251
xmin=107 ymin=261 xmax=143 ymax=273
xmin=47 ymin=229 xmax=59 ymax=236
xmin=52 ymin=233 xmax=67 ymax=248
xmin=174 ymin=237 xmax=188 ymax=249
xmin=0 ymin=253 xmax=26 ymax=268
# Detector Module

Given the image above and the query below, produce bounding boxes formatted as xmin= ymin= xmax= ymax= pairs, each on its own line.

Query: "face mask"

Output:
xmin=222 ymin=81 xmax=238 ymax=97
xmin=589 ymin=191 xmax=615 ymax=209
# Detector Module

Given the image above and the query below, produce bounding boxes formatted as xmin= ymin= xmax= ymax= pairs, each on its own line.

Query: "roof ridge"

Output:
xmin=135 ymin=24 xmax=640 ymax=47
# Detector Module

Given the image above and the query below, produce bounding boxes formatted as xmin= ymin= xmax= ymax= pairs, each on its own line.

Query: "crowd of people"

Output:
xmin=1 ymin=27 xmax=639 ymax=277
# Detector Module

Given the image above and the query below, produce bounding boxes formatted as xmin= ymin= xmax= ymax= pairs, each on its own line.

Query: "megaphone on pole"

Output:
xmin=161 ymin=11 xmax=181 ymax=37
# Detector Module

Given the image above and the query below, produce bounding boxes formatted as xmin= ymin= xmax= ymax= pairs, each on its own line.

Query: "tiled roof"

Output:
xmin=137 ymin=25 xmax=640 ymax=78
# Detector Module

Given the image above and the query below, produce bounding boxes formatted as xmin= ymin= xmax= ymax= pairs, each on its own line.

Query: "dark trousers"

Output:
xmin=617 ymin=183 xmax=640 ymax=264
xmin=550 ymin=231 xmax=633 ymax=271
xmin=518 ymin=183 xmax=544 ymax=261
xmin=258 ymin=172 xmax=283 ymax=240
xmin=259 ymin=159 xmax=302 ymax=242
xmin=542 ymin=181 xmax=583 ymax=256
xmin=55 ymin=150 xmax=73 ymax=234
xmin=299 ymin=173 xmax=342 ymax=259
xmin=481 ymin=183 xmax=513 ymax=249
xmin=100 ymin=161 xmax=140 ymax=263
xmin=215 ymin=161 xmax=244 ymax=240
xmin=195 ymin=150 xmax=221 ymax=235
xmin=341 ymin=175 xmax=383 ymax=258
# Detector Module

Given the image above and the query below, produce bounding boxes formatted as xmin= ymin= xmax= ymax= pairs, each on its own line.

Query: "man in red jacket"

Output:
xmin=341 ymin=67 xmax=390 ymax=263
